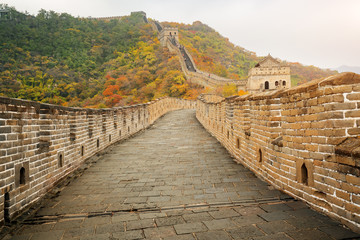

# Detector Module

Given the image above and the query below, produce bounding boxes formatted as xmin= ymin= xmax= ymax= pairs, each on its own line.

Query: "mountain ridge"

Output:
xmin=0 ymin=6 xmax=341 ymax=107
xmin=334 ymin=65 xmax=360 ymax=75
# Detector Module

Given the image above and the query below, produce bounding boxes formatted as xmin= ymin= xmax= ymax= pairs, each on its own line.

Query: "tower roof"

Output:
xmin=255 ymin=54 xmax=285 ymax=67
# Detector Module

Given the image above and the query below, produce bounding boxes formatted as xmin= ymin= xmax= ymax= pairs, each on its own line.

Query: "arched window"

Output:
xmin=275 ymin=81 xmax=279 ymax=87
xmin=258 ymin=148 xmax=263 ymax=163
xmin=4 ymin=192 xmax=10 ymax=224
xmin=20 ymin=167 xmax=26 ymax=185
xmin=301 ymin=163 xmax=308 ymax=185
xmin=283 ymin=81 xmax=286 ymax=86
xmin=264 ymin=81 xmax=269 ymax=90
xmin=58 ymin=153 xmax=63 ymax=167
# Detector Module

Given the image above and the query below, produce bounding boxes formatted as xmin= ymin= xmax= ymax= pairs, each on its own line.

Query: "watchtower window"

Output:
xmin=58 ymin=153 xmax=63 ymax=167
xmin=4 ymin=192 xmax=10 ymax=224
xmin=97 ymin=139 xmax=100 ymax=148
xmin=19 ymin=167 xmax=26 ymax=185
xmin=301 ymin=163 xmax=308 ymax=185
xmin=264 ymin=81 xmax=269 ymax=90
xmin=258 ymin=149 xmax=263 ymax=163
xmin=236 ymin=138 xmax=240 ymax=149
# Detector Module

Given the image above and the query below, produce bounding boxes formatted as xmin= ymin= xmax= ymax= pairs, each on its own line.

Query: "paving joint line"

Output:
xmin=22 ymin=196 xmax=295 ymax=225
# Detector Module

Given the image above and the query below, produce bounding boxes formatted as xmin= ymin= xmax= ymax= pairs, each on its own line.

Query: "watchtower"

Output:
xmin=131 ymin=11 xmax=147 ymax=23
xmin=246 ymin=54 xmax=290 ymax=93
xmin=0 ymin=9 xmax=11 ymax=21
xmin=159 ymin=28 xmax=179 ymax=46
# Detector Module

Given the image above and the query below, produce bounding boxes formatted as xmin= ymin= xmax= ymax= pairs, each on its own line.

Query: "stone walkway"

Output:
xmin=4 ymin=109 xmax=360 ymax=240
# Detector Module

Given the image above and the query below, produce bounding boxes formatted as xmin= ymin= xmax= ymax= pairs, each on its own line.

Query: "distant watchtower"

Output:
xmin=247 ymin=54 xmax=290 ymax=93
xmin=0 ymin=9 xmax=11 ymax=21
xmin=131 ymin=11 xmax=147 ymax=23
xmin=159 ymin=28 xmax=179 ymax=46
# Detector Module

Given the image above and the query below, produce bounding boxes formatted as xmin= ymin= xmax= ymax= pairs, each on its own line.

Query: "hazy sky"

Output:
xmin=3 ymin=0 xmax=360 ymax=69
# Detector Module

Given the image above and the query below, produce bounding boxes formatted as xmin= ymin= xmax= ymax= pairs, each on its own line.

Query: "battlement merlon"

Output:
xmin=159 ymin=28 xmax=179 ymax=46
xmin=131 ymin=11 xmax=146 ymax=17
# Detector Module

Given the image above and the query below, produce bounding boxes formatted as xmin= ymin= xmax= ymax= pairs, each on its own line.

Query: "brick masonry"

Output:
xmin=0 ymin=96 xmax=195 ymax=225
xmin=196 ymin=72 xmax=360 ymax=232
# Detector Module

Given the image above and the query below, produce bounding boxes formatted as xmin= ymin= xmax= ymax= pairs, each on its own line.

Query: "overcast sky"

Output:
xmin=3 ymin=0 xmax=360 ymax=69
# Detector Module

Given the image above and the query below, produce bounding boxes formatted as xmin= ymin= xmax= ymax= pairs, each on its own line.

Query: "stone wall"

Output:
xmin=0 ymin=97 xmax=195 ymax=225
xmin=196 ymin=72 xmax=360 ymax=232
xmin=165 ymin=38 xmax=247 ymax=90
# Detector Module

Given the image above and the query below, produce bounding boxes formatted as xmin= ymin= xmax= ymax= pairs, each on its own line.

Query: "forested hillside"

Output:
xmin=163 ymin=21 xmax=337 ymax=84
xmin=0 ymin=5 xmax=204 ymax=108
xmin=0 ymin=6 xmax=338 ymax=108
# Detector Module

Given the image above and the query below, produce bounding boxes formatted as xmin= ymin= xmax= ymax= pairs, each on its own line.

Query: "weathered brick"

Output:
xmin=318 ymin=111 xmax=343 ymax=120
xmin=324 ymin=102 xmax=356 ymax=111
xmin=333 ymin=120 xmax=355 ymax=128
xmin=346 ymin=174 xmax=360 ymax=186
xmin=345 ymin=202 xmax=360 ymax=213
xmin=347 ymin=128 xmax=360 ymax=135
xmin=325 ymin=194 xmax=345 ymax=208
xmin=336 ymin=155 xmax=355 ymax=166
xmin=353 ymin=194 xmax=360 ymax=205
xmin=0 ymin=127 xmax=11 ymax=133
xmin=346 ymin=93 xmax=360 ymax=101
xmin=335 ymin=190 xmax=350 ymax=201
xmin=345 ymin=110 xmax=360 ymax=118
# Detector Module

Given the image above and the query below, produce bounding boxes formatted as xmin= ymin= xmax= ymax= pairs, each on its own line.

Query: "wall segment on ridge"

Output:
xmin=0 ymin=97 xmax=195 ymax=225
xmin=196 ymin=72 xmax=360 ymax=232
xmin=153 ymin=20 xmax=246 ymax=90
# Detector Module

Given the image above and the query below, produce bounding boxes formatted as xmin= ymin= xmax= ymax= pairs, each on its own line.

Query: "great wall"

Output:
xmin=0 ymin=12 xmax=360 ymax=236
xmin=0 ymin=97 xmax=195 ymax=226
xmin=197 ymin=72 xmax=360 ymax=231
xmin=152 ymin=21 xmax=247 ymax=91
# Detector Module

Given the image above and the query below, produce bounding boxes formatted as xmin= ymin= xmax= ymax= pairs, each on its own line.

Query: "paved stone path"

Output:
xmin=4 ymin=110 xmax=360 ymax=240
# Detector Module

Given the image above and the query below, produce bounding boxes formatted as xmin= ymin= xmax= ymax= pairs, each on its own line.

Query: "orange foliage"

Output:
xmin=238 ymin=90 xmax=249 ymax=96
xmin=103 ymin=85 xmax=119 ymax=97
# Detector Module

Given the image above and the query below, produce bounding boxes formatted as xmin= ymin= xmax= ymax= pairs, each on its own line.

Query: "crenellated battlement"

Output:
xmin=196 ymin=72 xmax=360 ymax=232
xmin=0 ymin=97 xmax=195 ymax=225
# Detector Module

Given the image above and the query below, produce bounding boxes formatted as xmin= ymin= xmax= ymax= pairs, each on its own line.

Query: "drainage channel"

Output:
xmin=23 ymin=196 xmax=295 ymax=225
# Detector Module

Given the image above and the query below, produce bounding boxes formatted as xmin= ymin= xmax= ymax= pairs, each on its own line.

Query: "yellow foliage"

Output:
xmin=222 ymin=84 xmax=237 ymax=97
xmin=66 ymin=28 xmax=80 ymax=33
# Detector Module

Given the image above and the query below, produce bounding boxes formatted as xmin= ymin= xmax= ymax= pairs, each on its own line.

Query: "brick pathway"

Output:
xmin=3 ymin=109 xmax=360 ymax=240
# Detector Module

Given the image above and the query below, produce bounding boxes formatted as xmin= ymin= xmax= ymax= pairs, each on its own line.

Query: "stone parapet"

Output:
xmin=165 ymin=38 xmax=246 ymax=90
xmin=0 ymin=97 xmax=195 ymax=225
xmin=196 ymin=72 xmax=360 ymax=232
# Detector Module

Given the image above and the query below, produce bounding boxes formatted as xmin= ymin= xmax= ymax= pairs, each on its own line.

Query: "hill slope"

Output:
xmin=0 ymin=6 xmax=338 ymax=108
xmin=0 ymin=6 xmax=204 ymax=108
xmin=163 ymin=21 xmax=337 ymax=85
